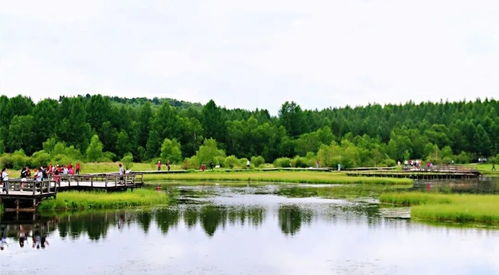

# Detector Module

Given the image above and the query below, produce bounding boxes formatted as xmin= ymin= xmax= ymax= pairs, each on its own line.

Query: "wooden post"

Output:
xmin=33 ymin=182 xmax=36 ymax=195
xmin=91 ymin=176 xmax=94 ymax=187
xmin=16 ymin=199 xmax=19 ymax=212
xmin=105 ymin=176 xmax=108 ymax=188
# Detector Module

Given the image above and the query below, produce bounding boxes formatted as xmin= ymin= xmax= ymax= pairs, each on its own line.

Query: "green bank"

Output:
xmin=144 ymin=170 xmax=413 ymax=185
xmin=38 ymin=189 xmax=169 ymax=211
xmin=380 ymin=192 xmax=499 ymax=225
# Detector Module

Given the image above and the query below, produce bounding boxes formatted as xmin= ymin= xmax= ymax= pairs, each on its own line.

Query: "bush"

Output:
xmin=121 ymin=153 xmax=134 ymax=170
xmin=11 ymin=150 xmax=29 ymax=169
xmin=273 ymin=157 xmax=292 ymax=168
xmin=239 ymin=158 xmax=249 ymax=168
xmin=251 ymin=156 xmax=265 ymax=168
xmin=224 ymin=155 xmax=239 ymax=168
xmin=31 ymin=150 xmax=51 ymax=168
xmin=182 ymin=156 xmax=199 ymax=170
xmin=383 ymin=158 xmax=396 ymax=167
xmin=103 ymin=151 xmax=116 ymax=162
xmin=291 ymin=156 xmax=309 ymax=168
xmin=455 ymin=151 xmax=471 ymax=164
xmin=0 ymin=155 xmax=13 ymax=169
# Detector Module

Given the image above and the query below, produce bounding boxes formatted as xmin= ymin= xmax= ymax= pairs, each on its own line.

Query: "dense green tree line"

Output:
xmin=0 ymin=94 xmax=497 ymax=168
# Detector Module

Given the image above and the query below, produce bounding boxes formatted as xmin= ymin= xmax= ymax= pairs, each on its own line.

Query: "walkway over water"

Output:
xmin=0 ymin=173 xmax=144 ymax=212
xmin=346 ymin=165 xmax=481 ymax=179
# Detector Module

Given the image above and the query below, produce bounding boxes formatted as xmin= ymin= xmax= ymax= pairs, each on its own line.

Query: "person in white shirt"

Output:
xmin=35 ymin=169 xmax=43 ymax=182
xmin=118 ymin=163 xmax=125 ymax=184
xmin=1 ymin=168 xmax=8 ymax=193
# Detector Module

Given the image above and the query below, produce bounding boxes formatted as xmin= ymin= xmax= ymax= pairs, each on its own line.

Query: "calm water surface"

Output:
xmin=1 ymin=183 xmax=498 ymax=275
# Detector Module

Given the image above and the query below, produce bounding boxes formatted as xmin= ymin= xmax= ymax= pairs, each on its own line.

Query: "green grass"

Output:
xmin=144 ymin=171 xmax=413 ymax=185
xmin=460 ymin=163 xmax=499 ymax=177
xmin=38 ymin=189 xmax=169 ymax=211
xmin=380 ymin=192 xmax=499 ymax=225
xmin=80 ymin=162 xmax=182 ymax=174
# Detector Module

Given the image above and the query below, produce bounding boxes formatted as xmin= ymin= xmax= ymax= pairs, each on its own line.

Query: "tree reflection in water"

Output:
xmin=278 ymin=205 xmax=312 ymax=236
xmin=0 ymin=205 xmax=269 ymax=244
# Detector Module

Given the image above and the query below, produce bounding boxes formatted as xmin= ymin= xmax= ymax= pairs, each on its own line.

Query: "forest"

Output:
xmin=0 ymin=94 xmax=497 ymax=169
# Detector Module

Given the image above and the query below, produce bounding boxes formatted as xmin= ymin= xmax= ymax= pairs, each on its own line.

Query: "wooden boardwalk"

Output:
xmin=0 ymin=173 xmax=144 ymax=212
xmin=346 ymin=166 xmax=481 ymax=180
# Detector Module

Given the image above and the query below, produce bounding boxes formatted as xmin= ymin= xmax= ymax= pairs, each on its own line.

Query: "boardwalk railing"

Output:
xmin=1 ymin=180 xmax=56 ymax=196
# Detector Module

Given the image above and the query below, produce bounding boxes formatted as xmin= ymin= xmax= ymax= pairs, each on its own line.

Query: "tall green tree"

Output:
xmin=201 ymin=100 xmax=227 ymax=143
xmin=86 ymin=134 xmax=104 ymax=161
xmin=7 ymin=115 xmax=35 ymax=154
xmin=279 ymin=101 xmax=306 ymax=137
xmin=160 ymin=138 xmax=182 ymax=163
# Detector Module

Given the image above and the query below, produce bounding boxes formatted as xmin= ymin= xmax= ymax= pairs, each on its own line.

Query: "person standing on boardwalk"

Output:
xmin=119 ymin=163 xmax=125 ymax=184
xmin=35 ymin=169 xmax=43 ymax=182
xmin=167 ymin=160 xmax=171 ymax=171
xmin=75 ymin=163 xmax=81 ymax=174
xmin=1 ymin=168 xmax=8 ymax=193
xmin=157 ymin=160 xmax=161 ymax=171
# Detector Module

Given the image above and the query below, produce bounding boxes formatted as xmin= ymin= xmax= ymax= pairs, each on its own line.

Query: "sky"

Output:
xmin=1 ymin=0 xmax=498 ymax=114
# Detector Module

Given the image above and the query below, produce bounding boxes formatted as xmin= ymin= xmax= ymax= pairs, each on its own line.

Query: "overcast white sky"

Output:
xmin=1 ymin=0 xmax=498 ymax=113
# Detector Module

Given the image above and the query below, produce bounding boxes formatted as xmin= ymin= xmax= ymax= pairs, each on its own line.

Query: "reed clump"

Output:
xmin=380 ymin=192 xmax=499 ymax=224
xmin=39 ymin=189 xmax=168 ymax=211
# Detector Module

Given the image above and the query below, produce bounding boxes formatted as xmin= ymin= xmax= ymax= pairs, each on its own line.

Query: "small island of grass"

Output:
xmin=38 ymin=189 xmax=169 ymax=211
xmin=144 ymin=170 xmax=414 ymax=185
xmin=380 ymin=192 xmax=499 ymax=225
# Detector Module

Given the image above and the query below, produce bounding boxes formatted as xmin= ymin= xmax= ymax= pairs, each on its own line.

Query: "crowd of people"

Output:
xmin=0 ymin=163 xmax=82 ymax=193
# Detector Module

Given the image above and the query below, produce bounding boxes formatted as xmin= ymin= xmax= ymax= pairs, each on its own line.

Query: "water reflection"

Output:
xmin=278 ymin=205 xmax=312 ymax=235
xmin=0 ymin=205 xmax=270 ymax=244
xmin=0 ymin=213 xmax=53 ymax=250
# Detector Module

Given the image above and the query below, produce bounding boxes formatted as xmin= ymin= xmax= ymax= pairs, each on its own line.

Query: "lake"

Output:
xmin=1 ymin=181 xmax=498 ymax=274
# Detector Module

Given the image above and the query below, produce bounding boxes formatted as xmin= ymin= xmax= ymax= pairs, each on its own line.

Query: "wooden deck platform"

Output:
xmin=0 ymin=173 xmax=144 ymax=212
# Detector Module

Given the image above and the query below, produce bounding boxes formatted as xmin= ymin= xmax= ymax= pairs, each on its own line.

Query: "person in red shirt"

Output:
xmin=75 ymin=163 xmax=81 ymax=175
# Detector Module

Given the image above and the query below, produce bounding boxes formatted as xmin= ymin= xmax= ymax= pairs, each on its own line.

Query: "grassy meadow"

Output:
xmin=380 ymin=192 xmax=499 ymax=225
xmin=461 ymin=163 xmax=499 ymax=177
xmin=144 ymin=170 xmax=414 ymax=185
xmin=38 ymin=189 xmax=169 ymax=211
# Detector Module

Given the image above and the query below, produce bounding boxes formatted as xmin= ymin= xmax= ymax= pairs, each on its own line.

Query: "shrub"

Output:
xmin=455 ymin=151 xmax=471 ymax=164
xmin=291 ymin=156 xmax=309 ymax=168
xmin=274 ymin=157 xmax=292 ymax=168
xmin=239 ymin=158 xmax=249 ymax=168
xmin=0 ymin=155 xmax=12 ymax=169
xmin=182 ymin=156 xmax=199 ymax=170
xmin=11 ymin=150 xmax=29 ymax=169
xmin=383 ymin=158 xmax=396 ymax=167
xmin=251 ymin=156 xmax=265 ymax=168
xmin=31 ymin=150 xmax=51 ymax=168
xmin=121 ymin=153 xmax=134 ymax=170
xmin=224 ymin=155 xmax=239 ymax=168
